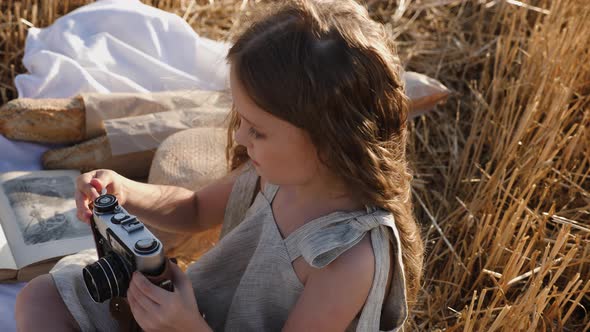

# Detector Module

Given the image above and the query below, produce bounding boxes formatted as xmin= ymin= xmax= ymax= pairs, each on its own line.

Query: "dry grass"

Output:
xmin=1 ymin=0 xmax=589 ymax=330
xmin=396 ymin=1 xmax=590 ymax=330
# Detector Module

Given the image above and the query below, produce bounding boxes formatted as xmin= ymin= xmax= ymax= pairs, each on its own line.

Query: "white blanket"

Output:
xmin=2 ymin=1 xmax=231 ymax=329
xmin=14 ymin=0 xmax=229 ymax=97
xmin=0 ymin=282 xmax=25 ymax=330
xmin=0 ymin=136 xmax=49 ymax=172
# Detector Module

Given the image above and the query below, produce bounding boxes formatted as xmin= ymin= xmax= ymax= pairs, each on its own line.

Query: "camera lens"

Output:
xmin=83 ymin=252 xmax=132 ymax=303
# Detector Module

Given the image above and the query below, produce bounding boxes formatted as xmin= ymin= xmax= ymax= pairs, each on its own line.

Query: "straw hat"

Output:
xmin=148 ymin=127 xmax=228 ymax=190
xmin=147 ymin=127 xmax=228 ymax=264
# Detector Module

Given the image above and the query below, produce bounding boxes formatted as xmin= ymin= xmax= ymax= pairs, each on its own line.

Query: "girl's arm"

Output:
xmin=122 ymin=171 xmax=239 ymax=233
xmin=282 ymin=235 xmax=375 ymax=332
xmin=75 ymin=166 xmax=244 ymax=234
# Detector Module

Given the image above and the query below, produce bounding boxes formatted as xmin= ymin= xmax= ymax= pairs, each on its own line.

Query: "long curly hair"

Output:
xmin=225 ymin=0 xmax=424 ymax=304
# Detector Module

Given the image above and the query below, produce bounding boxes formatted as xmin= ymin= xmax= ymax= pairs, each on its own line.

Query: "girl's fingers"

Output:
xmin=128 ymin=280 xmax=160 ymax=314
xmin=91 ymin=170 xmax=116 ymax=194
xmin=76 ymin=173 xmax=101 ymax=201
xmin=132 ymin=272 xmax=170 ymax=304
xmin=74 ymin=190 xmax=92 ymax=223
xmin=75 ymin=173 xmax=99 ymax=222
xmin=89 ymin=178 xmax=103 ymax=193
xmin=74 ymin=170 xmax=118 ymax=221
xmin=127 ymin=288 xmax=151 ymax=328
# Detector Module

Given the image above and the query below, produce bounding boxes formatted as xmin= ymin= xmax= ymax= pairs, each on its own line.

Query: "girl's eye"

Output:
xmin=248 ymin=127 xmax=265 ymax=139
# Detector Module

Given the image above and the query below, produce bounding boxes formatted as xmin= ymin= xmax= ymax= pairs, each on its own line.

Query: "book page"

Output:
xmin=0 ymin=214 xmax=17 ymax=270
xmin=0 ymin=170 xmax=94 ymax=269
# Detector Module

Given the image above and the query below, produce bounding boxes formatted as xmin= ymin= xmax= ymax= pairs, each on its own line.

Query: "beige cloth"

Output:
xmin=79 ymin=70 xmax=448 ymax=156
xmin=82 ymin=89 xmax=232 ymax=156
xmin=49 ymin=164 xmax=408 ymax=331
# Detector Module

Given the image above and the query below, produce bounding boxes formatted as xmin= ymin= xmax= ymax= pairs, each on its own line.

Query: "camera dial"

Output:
xmin=94 ymin=194 xmax=118 ymax=213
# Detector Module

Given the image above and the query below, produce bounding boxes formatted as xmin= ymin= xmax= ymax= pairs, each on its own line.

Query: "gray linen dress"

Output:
xmin=50 ymin=164 xmax=408 ymax=331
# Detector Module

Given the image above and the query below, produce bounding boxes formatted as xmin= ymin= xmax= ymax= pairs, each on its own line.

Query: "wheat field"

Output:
xmin=1 ymin=0 xmax=588 ymax=330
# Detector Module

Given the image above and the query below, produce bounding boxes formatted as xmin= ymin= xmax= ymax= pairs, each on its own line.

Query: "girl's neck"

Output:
xmin=279 ymin=171 xmax=364 ymax=215
xmin=269 ymin=169 xmax=364 ymax=239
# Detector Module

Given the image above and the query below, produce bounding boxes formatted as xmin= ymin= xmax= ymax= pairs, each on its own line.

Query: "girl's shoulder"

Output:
xmin=285 ymin=209 xmax=407 ymax=331
xmin=284 ymin=234 xmax=375 ymax=330
xmin=299 ymin=208 xmax=408 ymax=331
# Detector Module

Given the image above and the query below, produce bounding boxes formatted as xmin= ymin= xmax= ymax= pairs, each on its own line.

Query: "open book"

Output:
xmin=0 ymin=170 xmax=94 ymax=282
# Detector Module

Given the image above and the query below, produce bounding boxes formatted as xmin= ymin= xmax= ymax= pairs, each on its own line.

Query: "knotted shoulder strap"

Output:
xmin=284 ymin=209 xmax=375 ymax=267
xmin=285 ymin=208 xmax=408 ymax=332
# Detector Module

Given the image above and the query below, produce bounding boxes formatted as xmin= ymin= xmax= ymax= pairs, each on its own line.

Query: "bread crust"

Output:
xmin=0 ymin=97 xmax=85 ymax=143
xmin=42 ymin=135 xmax=155 ymax=179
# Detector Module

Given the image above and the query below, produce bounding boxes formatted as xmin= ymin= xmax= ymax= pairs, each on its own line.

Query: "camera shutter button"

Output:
xmin=111 ymin=213 xmax=128 ymax=224
xmin=134 ymin=239 xmax=159 ymax=254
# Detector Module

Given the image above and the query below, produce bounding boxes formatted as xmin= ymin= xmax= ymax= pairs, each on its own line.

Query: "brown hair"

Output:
xmin=225 ymin=0 xmax=423 ymax=304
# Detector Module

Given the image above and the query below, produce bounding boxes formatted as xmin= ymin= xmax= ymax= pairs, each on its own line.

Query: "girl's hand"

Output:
xmin=74 ymin=169 xmax=128 ymax=223
xmin=126 ymin=262 xmax=209 ymax=332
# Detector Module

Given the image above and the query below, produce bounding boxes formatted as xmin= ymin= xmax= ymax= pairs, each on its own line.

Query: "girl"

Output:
xmin=16 ymin=0 xmax=423 ymax=331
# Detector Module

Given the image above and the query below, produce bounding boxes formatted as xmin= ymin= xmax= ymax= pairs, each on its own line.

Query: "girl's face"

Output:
xmin=230 ymin=70 xmax=321 ymax=186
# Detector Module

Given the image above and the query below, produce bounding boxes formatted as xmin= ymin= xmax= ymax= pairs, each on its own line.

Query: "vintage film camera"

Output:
xmin=83 ymin=193 xmax=173 ymax=303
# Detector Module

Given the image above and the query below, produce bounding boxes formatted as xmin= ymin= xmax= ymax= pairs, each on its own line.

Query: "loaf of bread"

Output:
xmin=42 ymin=135 xmax=155 ymax=179
xmin=0 ymin=97 xmax=86 ymax=143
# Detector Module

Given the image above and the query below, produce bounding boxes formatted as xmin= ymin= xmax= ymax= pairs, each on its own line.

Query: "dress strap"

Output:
xmin=261 ymin=182 xmax=280 ymax=204
xmin=356 ymin=221 xmax=408 ymax=332
xmin=220 ymin=162 xmax=260 ymax=238
xmin=284 ymin=207 xmax=380 ymax=267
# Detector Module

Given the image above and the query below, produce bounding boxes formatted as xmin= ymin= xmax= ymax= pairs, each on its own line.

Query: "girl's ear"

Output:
xmin=314 ymin=144 xmax=334 ymax=174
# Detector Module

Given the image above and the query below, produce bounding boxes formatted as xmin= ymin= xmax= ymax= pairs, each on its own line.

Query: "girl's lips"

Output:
xmin=248 ymin=151 xmax=259 ymax=166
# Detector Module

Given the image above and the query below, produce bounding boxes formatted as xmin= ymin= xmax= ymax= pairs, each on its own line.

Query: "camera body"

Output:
xmin=83 ymin=194 xmax=172 ymax=303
